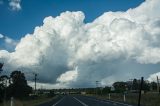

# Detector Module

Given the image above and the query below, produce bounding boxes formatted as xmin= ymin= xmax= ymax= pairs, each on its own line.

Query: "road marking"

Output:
xmin=83 ymin=96 xmax=133 ymax=106
xmin=105 ymin=99 xmax=133 ymax=106
xmin=52 ymin=96 xmax=65 ymax=106
xmin=87 ymin=98 xmax=109 ymax=104
xmin=73 ymin=97 xmax=88 ymax=106
xmin=113 ymin=103 xmax=117 ymax=105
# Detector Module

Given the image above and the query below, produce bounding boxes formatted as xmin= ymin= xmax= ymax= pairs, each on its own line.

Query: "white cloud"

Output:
xmin=0 ymin=34 xmax=18 ymax=51
xmin=57 ymin=67 xmax=78 ymax=83
xmin=0 ymin=34 xmax=4 ymax=38
xmin=28 ymin=81 xmax=67 ymax=89
xmin=147 ymin=72 xmax=160 ymax=82
xmin=4 ymin=36 xmax=18 ymax=46
xmin=1 ymin=0 xmax=160 ymax=88
xmin=9 ymin=0 xmax=21 ymax=11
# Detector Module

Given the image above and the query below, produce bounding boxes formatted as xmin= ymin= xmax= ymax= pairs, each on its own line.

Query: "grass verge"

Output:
xmin=85 ymin=93 xmax=160 ymax=106
xmin=0 ymin=95 xmax=58 ymax=106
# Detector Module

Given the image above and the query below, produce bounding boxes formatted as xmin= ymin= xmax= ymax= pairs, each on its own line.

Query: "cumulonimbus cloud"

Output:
xmin=0 ymin=0 xmax=160 ymax=88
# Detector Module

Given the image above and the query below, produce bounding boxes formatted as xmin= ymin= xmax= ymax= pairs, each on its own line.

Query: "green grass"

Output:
xmin=86 ymin=93 xmax=160 ymax=106
xmin=0 ymin=95 xmax=57 ymax=106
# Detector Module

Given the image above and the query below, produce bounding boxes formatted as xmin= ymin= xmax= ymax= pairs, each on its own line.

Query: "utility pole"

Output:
xmin=157 ymin=76 xmax=160 ymax=93
xmin=34 ymin=73 xmax=37 ymax=94
xmin=129 ymin=79 xmax=133 ymax=91
xmin=95 ymin=81 xmax=99 ymax=95
xmin=138 ymin=77 xmax=143 ymax=106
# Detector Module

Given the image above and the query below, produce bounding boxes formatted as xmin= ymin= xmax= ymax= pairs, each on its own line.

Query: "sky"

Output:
xmin=0 ymin=0 xmax=160 ymax=89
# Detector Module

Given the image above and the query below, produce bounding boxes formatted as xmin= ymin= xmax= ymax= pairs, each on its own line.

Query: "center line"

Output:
xmin=73 ymin=97 xmax=88 ymax=106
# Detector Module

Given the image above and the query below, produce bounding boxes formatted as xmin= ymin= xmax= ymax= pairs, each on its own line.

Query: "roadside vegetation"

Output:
xmin=82 ymin=80 xmax=160 ymax=106
xmin=0 ymin=95 xmax=57 ymax=106
xmin=1 ymin=62 xmax=160 ymax=106
xmin=0 ymin=63 xmax=55 ymax=106
xmin=87 ymin=93 xmax=160 ymax=106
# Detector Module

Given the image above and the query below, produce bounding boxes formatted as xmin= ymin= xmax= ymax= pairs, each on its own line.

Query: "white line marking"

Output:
xmin=105 ymin=99 xmax=133 ymax=106
xmin=73 ymin=97 xmax=88 ymax=106
xmin=83 ymin=96 xmax=133 ymax=106
xmin=87 ymin=98 xmax=109 ymax=104
xmin=52 ymin=96 xmax=65 ymax=106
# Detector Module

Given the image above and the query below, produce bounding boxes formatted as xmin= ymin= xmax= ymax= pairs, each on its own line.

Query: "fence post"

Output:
xmin=123 ymin=94 xmax=126 ymax=102
xmin=11 ymin=97 xmax=14 ymax=106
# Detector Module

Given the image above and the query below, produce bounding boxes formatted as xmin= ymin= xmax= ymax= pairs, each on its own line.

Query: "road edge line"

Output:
xmin=52 ymin=96 xmax=65 ymax=106
xmin=84 ymin=96 xmax=133 ymax=106
xmin=105 ymin=99 xmax=133 ymax=106
xmin=73 ymin=97 xmax=88 ymax=106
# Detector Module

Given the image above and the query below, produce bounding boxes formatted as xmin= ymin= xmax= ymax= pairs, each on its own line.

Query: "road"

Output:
xmin=38 ymin=95 xmax=134 ymax=106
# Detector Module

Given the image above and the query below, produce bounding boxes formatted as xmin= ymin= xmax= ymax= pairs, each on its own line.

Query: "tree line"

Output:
xmin=97 ymin=79 xmax=157 ymax=94
xmin=112 ymin=79 xmax=157 ymax=93
xmin=0 ymin=63 xmax=32 ymax=102
xmin=49 ymin=79 xmax=158 ymax=95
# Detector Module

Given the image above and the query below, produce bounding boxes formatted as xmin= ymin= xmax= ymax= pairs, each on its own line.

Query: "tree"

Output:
xmin=7 ymin=71 xmax=32 ymax=99
xmin=0 ymin=75 xmax=9 ymax=102
xmin=0 ymin=63 xmax=4 ymax=102
xmin=150 ymin=82 xmax=157 ymax=91
xmin=113 ymin=82 xmax=127 ymax=93
xmin=142 ymin=80 xmax=150 ymax=91
xmin=102 ymin=86 xmax=111 ymax=94
xmin=132 ymin=79 xmax=139 ymax=90
xmin=0 ymin=62 xmax=3 ymax=78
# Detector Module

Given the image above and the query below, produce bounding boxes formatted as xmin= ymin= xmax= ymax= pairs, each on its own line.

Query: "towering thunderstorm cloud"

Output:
xmin=0 ymin=0 xmax=160 ymax=88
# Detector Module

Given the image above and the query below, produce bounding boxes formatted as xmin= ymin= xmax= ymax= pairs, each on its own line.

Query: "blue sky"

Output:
xmin=0 ymin=0 xmax=144 ymax=40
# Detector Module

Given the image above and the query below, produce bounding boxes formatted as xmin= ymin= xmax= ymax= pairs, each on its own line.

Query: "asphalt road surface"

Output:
xmin=38 ymin=95 xmax=134 ymax=106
